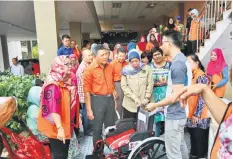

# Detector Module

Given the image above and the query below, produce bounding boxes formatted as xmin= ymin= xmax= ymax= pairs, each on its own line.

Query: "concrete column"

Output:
xmin=82 ymin=33 xmax=90 ymax=41
xmin=27 ymin=41 xmax=32 ymax=58
xmin=0 ymin=38 xmax=4 ymax=71
xmin=178 ymin=3 xmax=185 ymax=23
xmin=34 ymin=1 xmax=59 ymax=74
xmin=0 ymin=36 xmax=10 ymax=70
xmin=69 ymin=22 xmax=82 ymax=49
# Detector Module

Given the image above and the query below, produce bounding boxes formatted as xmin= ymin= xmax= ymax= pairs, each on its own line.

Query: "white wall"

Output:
xmin=59 ymin=30 xmax=70 ymax=38
xmin=0 ymin=38 xmax=4 ymax=71
xmin=7 ymin=41 xmax=22 ymax=66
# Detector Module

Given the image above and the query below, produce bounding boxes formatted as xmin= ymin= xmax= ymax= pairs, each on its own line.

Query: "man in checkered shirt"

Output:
xmin=76 ymin=49 xmax=93 ymax=135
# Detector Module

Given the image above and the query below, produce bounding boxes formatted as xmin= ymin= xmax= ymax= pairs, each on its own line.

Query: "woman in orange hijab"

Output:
xmin=38 ymin=55 xmax=80 ymax=159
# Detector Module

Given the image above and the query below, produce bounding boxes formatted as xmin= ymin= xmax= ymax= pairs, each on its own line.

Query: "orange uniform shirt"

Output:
xmin=83 ymin=60 xmax=114 ymax=95
xmin=73 ymin=48 xmax=81 ymax=59
xmin=111 ymin=59 xmax=128 ymax=82
xmin=189 ymin=20 xmax=201 ymax=41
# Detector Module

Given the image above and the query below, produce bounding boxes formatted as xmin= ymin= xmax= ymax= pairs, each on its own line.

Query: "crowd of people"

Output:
xmin=7 ymin=7 xmax=231 ymax=159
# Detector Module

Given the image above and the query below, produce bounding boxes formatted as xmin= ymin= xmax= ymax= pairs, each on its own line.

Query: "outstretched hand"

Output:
xmin=172 ymin=84 xmax=207 ymax=107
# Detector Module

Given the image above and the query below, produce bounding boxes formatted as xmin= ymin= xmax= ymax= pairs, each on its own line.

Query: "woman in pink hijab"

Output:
xmin=70 ymin=54 xmax=79 ymax=85
xmin=38 ymin=55 xmax=81 ymax=158
xmin=206 ymin=48 xmax=229 ymax=97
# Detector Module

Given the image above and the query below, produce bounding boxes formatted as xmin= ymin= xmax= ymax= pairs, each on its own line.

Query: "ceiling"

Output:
xmin=0 ymin=1 xmax=101 ymax=41
xmin=0 ymin=1 xmax=36 ymax=41
xmin=94 ymin=1 xmax=179 ymax=27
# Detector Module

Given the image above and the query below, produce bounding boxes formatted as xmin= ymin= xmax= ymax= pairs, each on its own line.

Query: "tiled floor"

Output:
xmin=0 ymin=130 xmax=190 ymax=159
xmin=76 ymin=130 xmax=191 ymax=159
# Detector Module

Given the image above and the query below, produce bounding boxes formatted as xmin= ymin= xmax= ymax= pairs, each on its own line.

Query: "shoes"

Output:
xmin=84 ymin=131 xmax=93 ymax=136
xmin=189 ymin=155 xmax=198 ymax=159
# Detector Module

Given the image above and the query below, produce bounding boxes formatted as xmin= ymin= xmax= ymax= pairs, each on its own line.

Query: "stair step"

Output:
xmin=199 ymin=9 xmax=232 ymax=61
xmin=223 ymin=9 xmax=232 ymax=20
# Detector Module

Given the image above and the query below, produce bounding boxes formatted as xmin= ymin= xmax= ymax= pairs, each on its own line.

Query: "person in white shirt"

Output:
xmin=11 ymin=57 xmax=24 ymax=76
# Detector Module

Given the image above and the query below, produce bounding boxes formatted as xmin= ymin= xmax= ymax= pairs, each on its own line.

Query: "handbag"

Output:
xmin=0 ymin=97 xmax=17 ymax=128
xmin=0 ymin=121 xmax=51 ymax=159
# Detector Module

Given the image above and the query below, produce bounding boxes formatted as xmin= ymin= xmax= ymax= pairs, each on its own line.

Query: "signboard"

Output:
xmin=112 ymin=24 xmax=125 ymax=31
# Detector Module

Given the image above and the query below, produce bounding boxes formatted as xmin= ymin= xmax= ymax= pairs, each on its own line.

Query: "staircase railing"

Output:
xmin=194 ymin=0 xmax=232 ymax=54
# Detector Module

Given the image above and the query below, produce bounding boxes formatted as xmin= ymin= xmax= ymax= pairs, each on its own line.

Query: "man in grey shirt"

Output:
xmin=146 ymin=30 xmax=189 ymax=159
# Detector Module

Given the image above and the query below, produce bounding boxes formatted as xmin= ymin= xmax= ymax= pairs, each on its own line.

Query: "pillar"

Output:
xmin=82 ymin=33 xmax=90 ymax=41
xmin=178 ymin=3 xmax=185 ymax=23
xmin=0 ymin=36 xmax=10 ymax=70
xmin=0 ymin=38 xmax=4 ymax=71
xmin=27 ymin=41 xmax=32 ymax=58
xmin=69 ymin=22 xmax=82 ymax=49
xmin=34 ymin=0 xmax=59 ymax=74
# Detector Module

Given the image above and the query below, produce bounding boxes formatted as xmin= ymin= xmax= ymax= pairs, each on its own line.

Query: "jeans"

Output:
xmin=80 ymin=103 xmax=89 ymax=133
xmin=49 ymin=138 xmax=70 ymax=159
xmin=155 ymin=121 xmax=164 ymax=137
xmin=191 ymin=40 xmax=200 ymax=54
xmin=188 ymin=127 xmax=209 ymax=158
xmin=123 ymin=107 xmax=137 ymax=119
xmin=91 ymin=95 xmax=116 ymax=145
xmin=165 ymin=119 xmax=188 ymax=159
xmin=114 ymin=81 xmax=124 ymax=119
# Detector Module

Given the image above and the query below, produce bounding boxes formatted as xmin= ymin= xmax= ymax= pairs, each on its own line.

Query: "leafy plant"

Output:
xmin=32 ymin=45 xmax=39 ymax=59
xmin=0 ymin=72 xmax=35 ymax=132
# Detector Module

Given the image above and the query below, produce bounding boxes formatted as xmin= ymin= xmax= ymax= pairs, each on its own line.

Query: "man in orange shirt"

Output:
xmin=83 ymin=44 xmax=117 ymax=146
xmin=111 ymin=47 xmax=128 ymax=118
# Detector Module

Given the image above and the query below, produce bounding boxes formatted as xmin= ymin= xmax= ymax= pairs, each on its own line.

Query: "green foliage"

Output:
xmin=0 ymin=72 xmax=34 ymax=132
xmin=32 ymin=45 xmax=39 ymax=59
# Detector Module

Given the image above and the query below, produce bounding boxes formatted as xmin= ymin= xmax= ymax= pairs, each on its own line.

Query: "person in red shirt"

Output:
xmin=32 ymin=62 xmax=40 ymax=75
xmin=71 ymin=40 xmax=81 ymax=60
xmin=111 ymin=47 xmax=128 ymax=118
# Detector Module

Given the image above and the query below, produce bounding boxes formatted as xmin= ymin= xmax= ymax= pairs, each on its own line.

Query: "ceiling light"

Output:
xmin=112 ymin=3 xmax=122 ymax=8
xmin=111 ymin=15 xmax=119 ymax=19
xmin=137 ymin=16 xmax=146 ymax=19
xmin=146 ymin=2 xmax=156 ymax=9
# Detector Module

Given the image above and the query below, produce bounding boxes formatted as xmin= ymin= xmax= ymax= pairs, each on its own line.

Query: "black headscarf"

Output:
xmin=167 ymin=17 xmax=175 ymax=30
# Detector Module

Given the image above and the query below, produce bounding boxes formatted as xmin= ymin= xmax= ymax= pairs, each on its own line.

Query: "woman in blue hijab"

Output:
xmin=26 ymin=86 xmax=48 ymax=142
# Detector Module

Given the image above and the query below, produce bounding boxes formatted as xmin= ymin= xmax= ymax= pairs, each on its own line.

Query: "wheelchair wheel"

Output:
xmin=127 ymin=137 xmax=166 ymax=159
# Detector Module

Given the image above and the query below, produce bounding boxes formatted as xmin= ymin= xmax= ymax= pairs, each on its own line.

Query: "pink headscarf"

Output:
xmin=44 ymin=55 xmax=78 ymax=109
xmin=207 ymin=48 xmax=227 ymax=76
xmin=70 ymin=54 xmax=79 ymax=85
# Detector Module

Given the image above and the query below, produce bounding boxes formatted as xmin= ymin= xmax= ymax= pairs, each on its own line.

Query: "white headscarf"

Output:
xmin=190 ymin=9 xmax=199 ymax=17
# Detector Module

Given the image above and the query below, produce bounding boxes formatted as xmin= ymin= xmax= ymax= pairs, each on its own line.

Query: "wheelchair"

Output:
xmin=86 ymin=107 xmax=167 ymax=159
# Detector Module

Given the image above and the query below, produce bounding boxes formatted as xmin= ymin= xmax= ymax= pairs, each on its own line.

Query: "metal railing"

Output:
xmin=193 ymin=0 xmax=231 ymax=54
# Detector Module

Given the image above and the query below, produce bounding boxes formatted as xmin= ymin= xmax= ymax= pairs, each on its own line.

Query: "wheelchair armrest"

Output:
xmin=115 ymin=118 xmax=135 ymax=126
xmin=104 ymin=126 xmax=116 ymax=135
xmin=129 ymin=131 xmax=154 ymax=142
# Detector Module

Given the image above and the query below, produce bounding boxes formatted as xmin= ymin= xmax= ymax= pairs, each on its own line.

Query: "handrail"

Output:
xmin=191 ymin=0 xmax=231 ymax=54
xmin=199 ymin=1 xmax=210 ymax=19
xmin=226 ymin=0 xmax=232 ymax=10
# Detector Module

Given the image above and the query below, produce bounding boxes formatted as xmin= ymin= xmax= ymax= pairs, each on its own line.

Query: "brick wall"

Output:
xmin=167 ymin=1 xmax=205 ymax=27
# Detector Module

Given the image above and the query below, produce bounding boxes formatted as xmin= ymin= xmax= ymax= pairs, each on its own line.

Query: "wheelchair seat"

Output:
xmin=106 ymin=118 xmax=135 ymax=138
